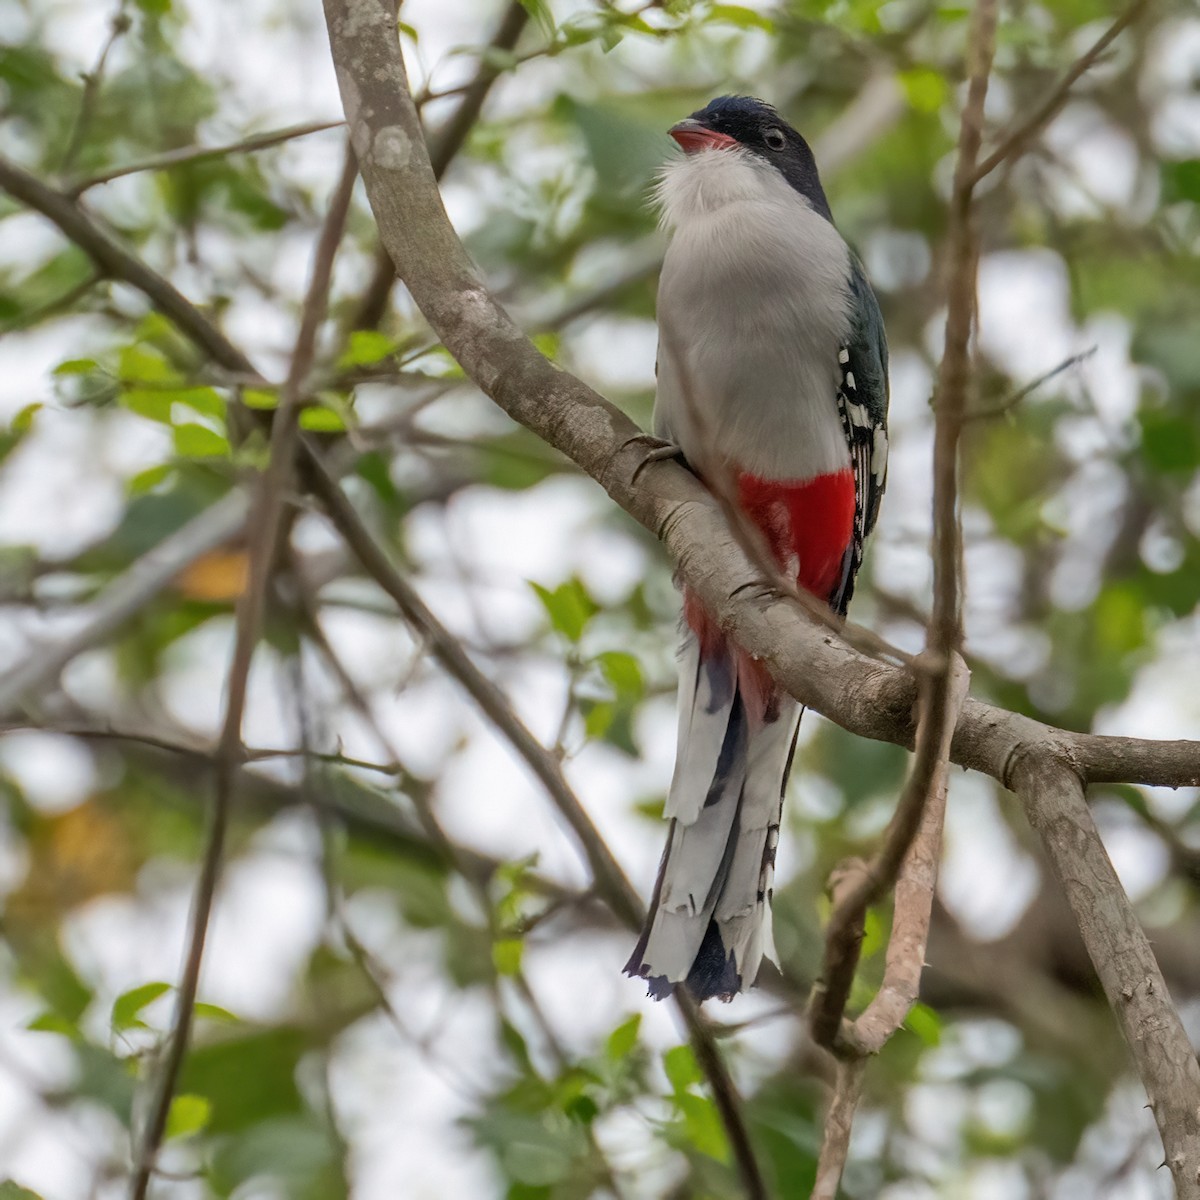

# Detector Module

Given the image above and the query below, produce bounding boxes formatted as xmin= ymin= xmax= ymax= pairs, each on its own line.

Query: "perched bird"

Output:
xmin=624 ymin=96 xmax=890 ymax=1002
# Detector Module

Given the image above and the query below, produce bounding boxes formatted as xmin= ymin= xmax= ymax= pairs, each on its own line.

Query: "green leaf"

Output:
xmin=53 ymin=358 xmax=98 ymax=376
xmin=905 ymin=1002 xmax=942 ymax=1047
xmin=605 ymin=1013 xmax=641 ymax=1061
xmin=517 ymin=0 xmax=556 ymax=40
xmin=530 ymin=577 xmax=597 ymax=643
xmin=662 ymin=1044 xmax=702 ymax=1093
xmin=174 ymin=387 xmax=225 ymax=422
xmin=596 ymin=650 xmax=644 ymax=701
xmin=122 ymin=388 xmax=175 ymax=424
xmin=0 ymin=1182 xmax=44 ymax=1200
xmin=531 ymin=331 xmax=560 ymax=361
xmin=582 ymin=700 xmax=613 ymax=741
xmin=27 ymin=1011 xmax=78 ymax=1037
xmin=676 ymin=1092 xmax=729 ymax=1162
xmin=166 ymin=1093 xmax=211 ymax=1139
xmin=1162 ymin=159 xmax=1200 ymax=205
xmin=119 ymin=344 xmax=177 ymax=385
xmin=337 ymin=329 xmax=397 ymax=369
xmin=299 ymin=404 xmax=347 ymax=432
xmin=492 ymin=937 xmax=524 ymax=977
xmin=128 ymin=464 xmax=175 ymax=495
xmin=242 ymin=387 xmax=278 ymax=410
xmin=112 ymin=981 xmax=171 ymax=1031
xmin=900 ymin=67 xmax=949 ymax=114
xmin=193 ymin=1001 xmax=240 ymax=1023
xmin=708 ymin=4 xmax=775 ymax=31
xmin=174 ymin=423 xmax=230 ymax=458
xmin=1139 ymin=408 xmax=1200 ymax=473
xmin=12 ymin=403 xmax=41 ymax=433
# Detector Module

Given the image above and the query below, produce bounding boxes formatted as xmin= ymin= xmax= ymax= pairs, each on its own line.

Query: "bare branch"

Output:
xmin=970 ymin=0 xmax=1153 ymax=186
xmin=811 ymin=1060 xmax=867 ymax=1200
xmin=1015 ymin=758 xmax=1200 ymax=1195
xmin=307 ymin=452 xmax=769 ymax=1199
xmin=2 ymin=134 xmax=1199 ymax=798
xmin=0 ymin=491 xmax=250 ymax=715
xmin=0 ymin=155 xmax=260 ymax=378
xmin=59 ymin=5 xmax=131 ymax=175
xmin=127 ymin=144 xmax=358 ymax=1200
xmin=964 ymin=347 xmax=1097 ymax=422
xmin=809 ymin=0 xmax=999 ymax=1064
xmin=848 ymin=659 xmax=969 ymax=1055
xmin=67 ymin=119 xmax=345 ymax=196
xmin=349 ymin=0 xmax=530 ymax=332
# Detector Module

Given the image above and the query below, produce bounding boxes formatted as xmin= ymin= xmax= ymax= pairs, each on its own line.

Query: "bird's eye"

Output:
xmin=763 ymin=128 xmax=786 ymax=151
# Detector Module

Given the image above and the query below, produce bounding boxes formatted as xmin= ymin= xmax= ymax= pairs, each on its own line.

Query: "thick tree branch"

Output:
xmin=1 ymin=157 xmax=1197 ymax=788
xmin=1015 ymin=758 xmax=1200 ymax=1197
xmin=348 ymin=0 xmax=530 ymax=332
xmin=320 ymin=2 xmax=1200 ymax=1189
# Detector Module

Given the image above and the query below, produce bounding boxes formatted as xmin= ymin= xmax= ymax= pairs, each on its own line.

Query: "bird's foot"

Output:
xmin=622 ymin=434 xmax=688 ymax=484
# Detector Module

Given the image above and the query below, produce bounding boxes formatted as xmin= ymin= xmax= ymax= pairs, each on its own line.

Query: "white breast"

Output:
xmin=653 ymin=149 xmax=852 ymax=482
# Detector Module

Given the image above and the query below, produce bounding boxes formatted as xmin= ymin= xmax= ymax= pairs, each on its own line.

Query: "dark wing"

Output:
xmin=832 ymin=257 xmax=890 ymax=616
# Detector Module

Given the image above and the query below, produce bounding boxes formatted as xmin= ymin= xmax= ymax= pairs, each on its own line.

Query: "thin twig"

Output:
xmin=964 ymin=347 xmax=1097 ymax=422
xmin=59 ymin=5 xmax=131 ymax=175
xmin=807 ymin=0 xmax=998 ymax=1187
xmin=305 ymin=445 xmax=769 ymax=1200
xmin=970 ymin=0 xmax=1153 ymax=186
xmin=0 ymin=491 xmax=251 ymax=715
xmin=845 ymin=658 xmax=968 ymax=1055
xmin=127 ymin=143 xmax=357 ymax=1200
xmin=0 ymin=722 xmax=402 ymax=776
xmin=67 ymin=119 xmax=345 ymax=196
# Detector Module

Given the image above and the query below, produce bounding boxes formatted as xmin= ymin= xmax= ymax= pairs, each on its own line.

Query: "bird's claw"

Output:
xmin=622 ymin=434 xmax=687 ymax=484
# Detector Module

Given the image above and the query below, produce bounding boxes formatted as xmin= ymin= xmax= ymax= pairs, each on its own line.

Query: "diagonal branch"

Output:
xmin=127 ymin=143 xmax=358 ymax=1200
xmin=2 ymin=144 xmax=1199 ymax=794
xmin=970 ymin=0 xmax=1153 ymax=186
xmin=308 ymin=453 xmax=769 ymax=1199
xmin=348 ymin=0 xmax=530 ymax=332
xmin=1014 ymin=758 xmax=1200 ymax=1196
xmin=67 ymin=118 xmax=345 ymax=196
xmin=810 ymin=5 xmax=997 ymax=1187
xmin=0 ymin=490 xmax=250 ymax=714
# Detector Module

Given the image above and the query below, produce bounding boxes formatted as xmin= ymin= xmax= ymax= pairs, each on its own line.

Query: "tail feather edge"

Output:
xmin=625 ymin=634 xmax=799 ymax=1002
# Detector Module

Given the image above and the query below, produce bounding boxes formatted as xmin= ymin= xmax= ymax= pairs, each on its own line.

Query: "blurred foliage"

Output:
xmin=1 ymin=0 xmax=1199 ymax=1198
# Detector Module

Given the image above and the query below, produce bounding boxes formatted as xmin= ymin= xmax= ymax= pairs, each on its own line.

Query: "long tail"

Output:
xmin=624 ymin=611 xmax=799 ymax=1001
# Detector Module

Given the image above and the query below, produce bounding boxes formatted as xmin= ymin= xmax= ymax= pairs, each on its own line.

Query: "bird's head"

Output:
xmin=668 ymin=95 xmax=832 ymax=221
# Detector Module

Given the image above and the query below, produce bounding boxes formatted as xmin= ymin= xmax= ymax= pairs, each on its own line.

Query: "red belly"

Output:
xmin=683 ymin=469 xmax=855 ymax=723
xmin=735 ymin=470 xmax=856 ymax=600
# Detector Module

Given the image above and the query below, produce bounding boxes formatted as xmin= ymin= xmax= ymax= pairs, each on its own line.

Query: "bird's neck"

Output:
xmin=654 ymin=149 xmax=816 ymax=232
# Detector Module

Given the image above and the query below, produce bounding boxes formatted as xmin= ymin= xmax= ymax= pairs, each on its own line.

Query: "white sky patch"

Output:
xmin=1044 ymin=103 xmax=1142 ymax=216
xmin=976 ymin=250 xmax=1077 ymax=384
xmin=939 ymin=774 xmax=1039 ymax=941
xmin=0 ymin=731 xmax=97 ymax=814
